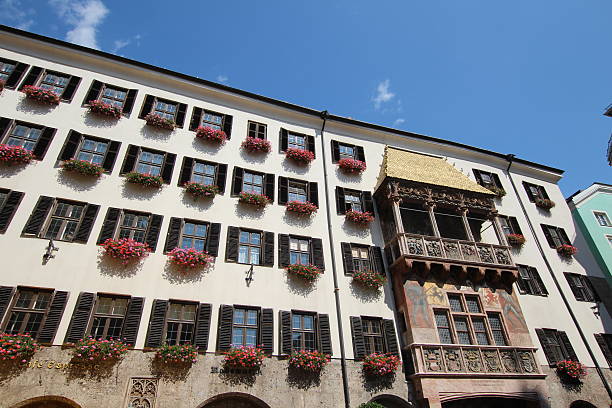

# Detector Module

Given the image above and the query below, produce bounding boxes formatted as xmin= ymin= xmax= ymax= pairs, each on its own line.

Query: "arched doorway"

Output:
xmin=570 ymin=401 xmax=597 ymax=408
xmin=11 ymin=396 xmax=81 ymax=408
xmin=198 ymin=392 xmax=270 ymax=408
xmin=442 ymin=397 xmax=538 ymax=408
xmin=371 ymin=394 xmax=412 ymax=408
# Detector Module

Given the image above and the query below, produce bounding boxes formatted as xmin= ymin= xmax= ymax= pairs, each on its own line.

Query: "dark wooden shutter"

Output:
xmin=492 ymin=173 xmax=503 ymax=190
xmin=540 ymin=186 xmax=550 ymax=200
xmin=509 ymin=217 xmax=522 ymax=235
xmin=164 ymin=217 xmax=182 ymax=253
xmin=565 ymin=273 xmax=583 ymax=301
xmin=216 ymin=164 xmax=228 ymax=193
xmin=558 ymin=331 xmax=577 ymax=361
xmin=223 ymin=115 xmax=233 ymax=139
xmin=0 ymin=190 xmax=24 ymax=233
xmin=178 ymin=157 xmax=194 ymax=186
xmin=533 ymin=269 xmax=548 ymax=296
xmin=523 ymin=182 xmax=536 ymax=202
xmin=145 ymin=214 xmax=163 ymax=252
xmin=589 ymin=277 xmax=612 ymax=313
xmin=122 ymin=297 xmax=144 ymax=346
xmin=59 ymin=131 xmax=82 ymax=161
xmin=280 ymin=129 xmax=288 ymax=151
xmin=341 ymin=243 xmax=354 ymax=275
xmin=336 ymin=187 xmax=346 ymax=215
xmin=362 ymin=191 xmax=374 ymax=214
xmin=231 ymin=167 xmax=243 ymax=196
xmin=370 ymin=246 xmax=385 ymax=275
xmin=225 ymin=226 xmax=240 ymax=262
xmin=308 ymin=182 xmax=318 ymax=207
xmin=278 ymin=177 xmax=289 ymax=205
xmin=312 ymin=238 xmax=325 ymax=271
xmin=64 ymin=292 xmax=94 ymax=343
xmin=121 ymin=145 xmax=139 ymax=174
xmin=535 ymin=329 xmax=556 ymax=365
xmin=331 ymin=140 xmax=340 ymax=162
xmin=175 ymin=103 xmax=187 ymax=127
xmin=594 ymin=334 xmax=612 ymax=366
xmin=189 ymin=107 xmax=203 ymax=131
xmin=383 ymin=319 xmax=399 ymax=355
xmin=19 ymin=66 xmax=42 ymax=89
xmin=318 ymin=314 xmax=332 ymax=355
xmin=559 ymin=229 xmax=571 ymax=246
xmin=144 ymin=299 xmax=168 ymax=348
xmin=350 ymin=316 xmax=366 ymax=360
xmin=32 ymin=127 xmax=55 ymax=159
xmin=161 ymin=153 xmax=176 ymax=184
xmin=194 ymin=303 xmax=212 ymax=351
xmin=22 ymin=196 xmax=54 ymax=236
xmin=260 ymin=308 xmax=274 ymax=355
xmin=122 ymin=89 xmax=138 ymax=115
xmin=61 ymin=76 xmax=81 ymax=101
xmin=280 ymin=311 xmax=292 ymax=355
xmin=264 ymin=173 xmax=275 ymax=201
xmin=73 ymin=204 xmax=100 ymax=243
xmin=0 ymin=286 xmax=15 ymax=323
xmin=206 ymin=223 xmax=221 ymax=257
xmin=516 ymin=272 xmax=530 ymax=294
xmin=139 ymin=95 xmax=155 ymax=118
xmin=102 ymin=141 xmax=121 ymax=172
xmin=279 ymin=234 xmax=290 ymax=267
xmin=96 ymin=207 xmax=121 ymax=244
xmin=217 ymin=305 xmax=234 ymax=351
xmin=263 ymin=231 xmax=275 ymax=267
xmin=0 ymin=117 xmax=11 ymax=138
xmin=473 ymin=169 xmax=483 ymax=185
xmin=356 ymin=146 xmax=365 ymax=162
xmin=37 ymin=291 xmax=69 ymax=343
xmin=540 ymin=225 xmax=555 ymax=248
xmin=83 ymin=80 xmax=103 ymax=104
xmin=5 ymin=62 xmax=28 ymax=88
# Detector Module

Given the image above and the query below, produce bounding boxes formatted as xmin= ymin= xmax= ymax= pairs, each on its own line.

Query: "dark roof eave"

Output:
xmin=0 ymin=24 xmax=564 ymax=176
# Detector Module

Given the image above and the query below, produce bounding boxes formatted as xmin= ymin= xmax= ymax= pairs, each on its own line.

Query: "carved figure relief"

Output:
xmin=126 ymin=377 xmax=158 ymax=408
xmin=494 ymin=248 xmax=512 ymax=265
xmin=518 ymin=351 xmax=537 ymax=373
xmin=483 ymin=350 xmax=502 ymax=372
xmin=424 ymin=348 xmax=443 ymax=372
xmin=477 ymin=246 xmax=494 ymax=263
xmin=407 ymin=238 xmax=424 ymax=255
xmin=462 ymin=349 xmax=483 ymax=372
xmin=444 ymin=348 xmax=463 ymax=372
xmin=425 ymin=240 xmax=443 ymax=257
xmin=423 ymin=282 xmax=448 ymax=307
xmin=501 ymin=351 xmax=519 ymax=373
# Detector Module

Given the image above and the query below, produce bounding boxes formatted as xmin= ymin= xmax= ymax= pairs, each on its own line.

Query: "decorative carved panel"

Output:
xmin=443 ymin=242 xmax=462 ymax=260
xmin=477 ymin=246 xmax=495 ymax=263
xmin=460 ymin=244 xmax=479 ymax=262
xmin=425 ymin=239 xmax=443 ymax=257
xmin=443 ymin=348 xmax=463 ymax=372
xmin=518 ymin=350 xmax=537 ymax=373
xmin=406 ymin=237 xmax=424 ymax=255
xmin=494 ymin=248 xmax=512 ymax=265
xmin=483 ymin=350 xmax=502 ymax=373
xmin=394 ymin=182 xmax=494 ymax=212
xmin=500 ymin=350 xmax=520 ymax=373
xmin=423 ymin=347 xmax=444 ymax=372
xmin=462 ymin=348 xmax=483 ymax=372
xmin=126 ymin=377 xmax=158 ymax=408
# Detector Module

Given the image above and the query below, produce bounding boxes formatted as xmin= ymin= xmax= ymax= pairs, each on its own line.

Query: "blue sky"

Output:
xmin=1 ymin=0 xmax=610 ymax=195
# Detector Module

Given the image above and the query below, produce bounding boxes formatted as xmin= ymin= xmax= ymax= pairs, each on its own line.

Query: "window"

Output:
xmin=288 ymin=180 xmax=307 ymax=203
xmin=201 ymin=110 xmax=224 ymax=131
xmin=39 ymin=71 xmax=69 ymax=96
xmin=231 ymin=308 xmax=258 ymax=347
xmin=99 ymin=85 xmax=127 ymax=108
xmin=465 ymin=296 xmax=481 ymax=313
xmin=43 ymin=201 xmax=84 ymax=241
xmin=523 ymin=182 xmax=549 ymax=202
xmin=400 ymin=204 xmax=434 ymax=236
xmin=339 ymin=143 xmax=356 ymax=160
xmin=242 ymin=171 xmax=264 ymax=194
xmin=453 ymin=316 xmax=472 ymax=344
xmin=541 ymin=224 xmax=571 ymax=248
xmin=434 ymin=311 xmax=453 ymax=344
xmin=351 ymin=246 xmax=371 ymax=272
xmin=362 ymin=318 xmax=385 ymax=355
xmin=180 ymin=221 xmax=207 ymax=252
xmin=165 ymin=302 xmax=197 ymax=345
xmin=0 ymin=60 xmax=15 ymax=82
xmin=191 ymin=161 xmax=217 ymax=186
xmin=594 ymin=212 xmax=612 ymax=227
xmin=344 ymin=191 xmax=363 ymax=212
xmin=292 ymin=313 xmax=316 ymax=351
xmin=472 ymin=317 xmax=489 ymax=345
xmin=473 ymin=169 xmax=503 ymax=192
xmin=536 ymin=329 xmax=576 ymax=364
xmin=0 ymin=189 xmax=8 ymax=208
xmin=118 ymin=212 xmax=149 ymax=243
xmin=435 ymin=209 xmax=468 ymax=240
xmin=488 ymin=313 xmax=507 ymax=346
xmin=153 ymin=99 xmax=178 ymax=121
xmin=136 ymin=150 xmax=164 ymax=177
xmin=90 ymin=296 xmax=128 ymax=339
xmin=290 ymin=237 xmax=310 ymax=265
xmin=331 ymin=140 xmax=364 ymax=163
xmin=516 ymin=265 xmax=548 ymax=296
xmin=594 ymin=333 xmax=612 ymax=366
xmin=247 ymin=121 xmax=266 ymax=139
xmin=565 ymin=273 xmax=598 ymax=302
xmin=4 ymin=289 xmax=52 ymax=338
xmin=4 ymin=123 xmax=42 ymax=151
xmin=287 ymin=131 xmax=305 ymax=150
xmin=76 ymin=137 xmax=108 ymax=166
xmin=498 ymin=215 xmax=522 ymax=235
xmin=238 ymin=230 xmax=261 ymax=265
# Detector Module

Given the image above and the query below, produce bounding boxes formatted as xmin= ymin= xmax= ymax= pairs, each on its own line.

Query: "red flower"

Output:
xmin=0 ymin=144 xmax=34 ymax=165
xmin=125 ymin=172 xmax=163 ymax=188
xmin=506 ymin=234 xmax=526 ymax=247
xmin=238 ymin=192 xmax=269 ymax=208
xmin=345 ymin=210 xmax=374 ymax=225
xmin=184 ymin=182 xmax=219 ymax=199
xmin=144 ymin=113 xmax=175 ymax=130
xmin=62 ymin=159 xmax=104 ymax=177
xmin=338 ymin=158 xmax=366 ymax=174
xmin=557 ymin=244 xmax=577 ymax=257
xmin=101 ymin=238 xmax=150 ymax=264
xmin=22 ymin=85 xmax=60 ymax=105
xmin=286 ymin=264 xmax=321 ymax=283
xmin=167 ymin=247 xmax=213 ymax=269
xmin=0 ymin=333 xmax=37 ymax=361
xmin=88 ymin=100 xmax=122 ymax=119
xmin=352 ymin=270 xmax=386 ymax=289
xmin=556 ymin=360 xmax=587 ymax=381
xmin=288 ymin=350 xmax=329 ymax=372
xmin=362 ymin=353 xmax=400 ymax=376
xmin=223 ymin=346 xmax=266 ymax=369
xmin=195 ymin=126 xmax=227 ymax=144
xmin=73 ymin=337 xmax=128 ymax=363
xmin=285 ymin=148 xmax=314 ymax=164
xmin=286 ymin=201 xmax=318 ymax=216
xmin=535 ymin=198 xmax=555 ymax=210
xmin=155 ymin=343 xmax=198 ymax=364
xmin=241 ymin=137 xmax=271 ymax=153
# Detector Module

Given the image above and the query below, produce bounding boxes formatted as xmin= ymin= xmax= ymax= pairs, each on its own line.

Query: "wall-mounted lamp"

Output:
xmin=245 ymin=264 xmax=254 ymax=286
xmin=42 ymin=239 xmax=59 ymax=264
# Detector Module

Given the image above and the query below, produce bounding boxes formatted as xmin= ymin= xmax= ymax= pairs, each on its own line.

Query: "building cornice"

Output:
xmin=566 ymin=182 xmax=612 ymax=208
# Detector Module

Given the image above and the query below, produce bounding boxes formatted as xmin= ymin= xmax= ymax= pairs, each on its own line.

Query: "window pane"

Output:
xmin=247 ymin=310 xmax=258 ymax=325
xmin=233 ymin=309 xmax=245 ymax=325
xmin=246 ymin=328 xmax=257 ymax=346
xmin=465 ymin=297 xmax=481 ymax=313
xmin=448 ymin=295 xmax=463 ymax=312
xmin=232 ymin=328 xmax=244 ymax=346
xmin=292 ymin=314 xmax=301 ymax=329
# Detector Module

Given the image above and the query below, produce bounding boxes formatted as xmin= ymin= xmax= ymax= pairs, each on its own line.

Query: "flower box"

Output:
xmin=22 ymin=85 xmax=60 ymax=105
xmin=286 ymin=201 xmax=317 ymax=216
xmin=338 ymin=158 xmax=366 ymax=174
xmin=155 ymin=343 xmax=198 ymax=364
xmin=362 ymin=353 xmax=400 ymax=377
xmin=506 ymin=234 xmax=526 ymax=247
xmin=557 ymin=244 xmax=577 ymax=258
xmin=195 ymin=126 xmax=227 ymax=145
xmin=167 ymin=247 xmax=213 ymax=268
xmin=101 ymin=238 xmax=149 ymax=264
xmin=556 ymin=360 xmax=586 ymax=382
xmin=144 ymin=113 xmax=175 ymax=130
xmin=238 ymin=192 xmax=269 ymax=208
xmin=288 ymin=350 xmax=329 ymax=372
xmin=88 ymin=100 xmax=122 ymax=119
xmin=488 ymin=186 xmax=506 ymax=197
xmin=0 ymin=333 xmax=38 ymax=362
xmin=535 ymin=198 xmax=555 ymax=210
xmin=184 ymin=182 xmax=219 ymax=199
xmin=241 ymin=137 xmax=271 ymax=153
xmin=0 ymin=144 xmax=34 ymax=165
xmin=73 ymin=337 xmax=128 ymax=363
xmin=345 ymin=210 xmax=374 ymax=225
xmin=125 ymin=172 xmax=163 ymax=188
xmin=285 ymin=148 xmax=314 ymax=164
xmin=62 ymin=159 xmax=104 ymax=177
xmin=286 ymin=263 xmax=321 ymax=283
xmin=352 ymin=270 xmax=386 ymax=290
xmin=223 ymin=346 xmax=266 ymax=369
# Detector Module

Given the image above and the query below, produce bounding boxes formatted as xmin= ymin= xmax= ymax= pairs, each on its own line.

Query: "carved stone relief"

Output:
xmin=443 ymin=348 xmax=463 ymax=372
xmin=462 ymin=349 xmax=483 ymax=372
xmin=423 ymin=348 xmax=444 ymax=372
xmin=126 ymin=377 xmax=158 ymax=408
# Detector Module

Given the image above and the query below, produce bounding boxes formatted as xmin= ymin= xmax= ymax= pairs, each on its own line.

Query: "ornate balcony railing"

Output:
xmin=389 ymin=233 xmax=514 ymax=268
xmin=407 ymin=343 xmax=544 ymax=378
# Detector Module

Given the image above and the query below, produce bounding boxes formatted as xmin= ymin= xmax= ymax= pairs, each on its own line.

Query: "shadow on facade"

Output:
xmin=361 ymin=371 xmax=398 ymax=393
xmin=281 ymin=159 xmax=309 ymax=176
xmin=335 ymin=167 xmax=363 ymax=184
xmin=97 ymin=252 xmax=144 ymax=278
xmin=54 ymin=169 xmax=99 ymax=192
xmin=0 ymin=359 xmax=29 ymax=385
xmin=139 ymin=124 xmax=174 ymax=142
xmin=191 ymin=138 xmax=223 ymax=155
xmin=162 ymin=260 xmax=210 ymax=284
xmin=349 ymin=280 xmax=383 ymax=303
xmin=0 ymin=162 xmax=29 ymax=178
xmin=282 ymin=211 xmax=314 ymax=228
xmin=285 ymin=365 xmax=322 ymax=389
xmin=180 ymin=192 xmax=215 ymax=211
xmin=370 ymin=393 xmax=412 ymax=408
xmin=285 ymin=271 xmax=316 ymax=297
xmin=342 ymin=219 xmax=371 ymax=238
xmin=15 ymin=97 xmax=56 ymax=116
xmin=218 ymin=368 xmax=262 ymax=387
xmin=239 ymin=149 xmax=268 ymax=165
xmin=65 ymin=358 xmax=117 ymax=382
xmin=234 ymin=203 xmax=266 ymax=220
xmin=149 ymin=355 xmax=192 ymax=382
xmin=82 ymin=112 xmax=118 ymax=129
xmin=120 ymin=181 xmax=163 ymax=201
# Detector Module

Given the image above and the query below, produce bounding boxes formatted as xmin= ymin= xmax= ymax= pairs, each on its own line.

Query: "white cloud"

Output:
xmin=0 ymin=0 xmax=36 ymax=30
xmin=393 ymin=118 xmax=405 ymax=127
xmin=372 ymin=79 xmax=395 ymax=109
xmin=217 ymin=75 xmax=228 ymax=83
xmin=49 ymin=0 xmax=109 ymax=49
xmin=111 ymin=34 xmax=142 ymax=54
